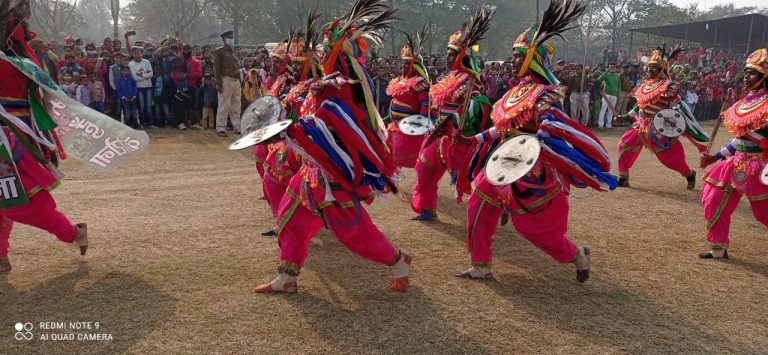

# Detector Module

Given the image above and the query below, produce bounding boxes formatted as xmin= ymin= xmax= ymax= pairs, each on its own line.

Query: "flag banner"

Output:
xmin=0 ymin=52 xmax=150 ymax=172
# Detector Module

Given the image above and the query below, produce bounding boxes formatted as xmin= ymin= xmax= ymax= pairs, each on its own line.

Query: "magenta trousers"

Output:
xmin=387 ymin=125 xmax=426 ymax=169
xmin=263 ymin=174 xmax=287 ymax=218
xmin=276 ymin=175 xmax=397 ymax=266
xmin=0 ymin=190 xmax=77 ymax=256
xmin=701 ymin=153 xmax=768 ymax=248
xmin=0 ymin=216 xmax=12 ymax=258
xmin=253 ymin=145 xmax=269 ymax=201
xmin=617 ymin=127 xmax=693 ymax=176
xmin=465 ymin=171 xmax=578 ymax=267
xmin=411 ymin=136 xmax=472 ymax=213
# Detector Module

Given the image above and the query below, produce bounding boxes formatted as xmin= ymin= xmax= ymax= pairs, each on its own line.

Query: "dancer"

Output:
xmin=410 ymin=9 xmax=493 ymax=221
xmin=616 ymin=46 xmax=709 ymax=189
xmin=254 ymin=0 xmax=411 ymax=294
xmin=260 ymin=22 xmax=321 ymax=236
xmin=457 ymin=0 xmax=616 ymax=281
xmin=698 ymin=48 xmax=768 ymax=259
xmin=0 ymin=1 xmax=88 ymax=272
xmin=385 ymin=28 xmax=431 ymax=169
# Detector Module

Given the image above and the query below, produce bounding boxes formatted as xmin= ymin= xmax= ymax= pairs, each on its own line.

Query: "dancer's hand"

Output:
xmin=699 ymin=153 xmax=718 ymax=169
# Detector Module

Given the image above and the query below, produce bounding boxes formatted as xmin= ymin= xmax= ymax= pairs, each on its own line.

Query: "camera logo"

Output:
xmin=14 ymin=322 xmax=33 ymax=341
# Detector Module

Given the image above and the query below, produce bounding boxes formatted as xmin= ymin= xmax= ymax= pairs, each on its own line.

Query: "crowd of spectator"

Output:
xmin=28 ymin=33 xmax=749 ymax=132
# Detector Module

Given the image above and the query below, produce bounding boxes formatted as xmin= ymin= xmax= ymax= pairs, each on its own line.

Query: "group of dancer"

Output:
xmin=0 ymin=0 xmax=766 ymax=297
xmin=241 ymin=0 xmax=768 ymax=295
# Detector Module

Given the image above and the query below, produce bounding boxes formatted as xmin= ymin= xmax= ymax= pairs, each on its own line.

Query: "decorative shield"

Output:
xmin=484 ymin=134 xmax=541 ymax=186
xmin=652 ymin=109 xmax=686 ymax=138
xmin=760 ymin=164 xmax=768 ymax=186
xmin=228 ymin=121 xmax=292 ymax=151
xmin=240 ymin=96 xmax=285 ymax=135
xmin=398 ymin=115 xmax=434 ymax=136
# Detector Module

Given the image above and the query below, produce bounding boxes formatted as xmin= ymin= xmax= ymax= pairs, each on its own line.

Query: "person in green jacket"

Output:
xmin=597 ymin=64 xmax=620 ymax=129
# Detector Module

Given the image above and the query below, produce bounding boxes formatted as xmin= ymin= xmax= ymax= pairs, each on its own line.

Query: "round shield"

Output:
xmin=240 ymin=96 xmax=285 ymax=135
xmin=228 ymin=121 xmax=292 ymax=151
xmin=760 ymin=164 xmax=768 ymax=186
xmin=652 ymin=109 xmax=686 ymax=138
xmin=484 ymin=134 xmax=541 ymax=186
xmin=398 ymin=115 xmax=434 ymax=136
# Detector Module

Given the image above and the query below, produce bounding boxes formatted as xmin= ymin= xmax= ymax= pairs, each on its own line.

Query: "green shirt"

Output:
xmin=597 ymin=71 xmax=620 ymax=96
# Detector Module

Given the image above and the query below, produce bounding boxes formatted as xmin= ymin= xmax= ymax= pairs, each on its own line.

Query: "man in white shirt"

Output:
xmin=128 ymin=47 xmax=154 ymax=128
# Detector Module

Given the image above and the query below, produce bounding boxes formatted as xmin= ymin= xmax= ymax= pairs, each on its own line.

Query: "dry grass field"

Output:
xmin=1 ymin=123 xmax=767 ymax=354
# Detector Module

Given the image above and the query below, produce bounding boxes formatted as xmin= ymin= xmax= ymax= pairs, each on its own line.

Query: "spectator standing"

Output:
xmin=184 ymin=44 xmax=204 ymax=128
xmin=212 ymin=30 xmax=242 ymax=137
xmin=108 ymin=52 xmax=126 ymax=120
xmin=75 ymin=75 xmax=91 ymax=106
xmin=566 ymin=64 xmax=589 ymax=125
xmin=197 ymin=74 xmax=218 ymax=129
xmin=597 ymin=64 xmax=620 ymax=129
xmin=616 ymin=64 xmax=633 ymax=116
xmin=60 ymin=71 xmax=78 ymax=99
xmin=88 ymin=73 xmax=105 ymax=113
xmin=242 ymin=68 xmax=267 ymax=107
xmin=128 ymin=47 xmax=155 ymax=127
xmin=153 ymin=64 xmax=172 ymax=127
xmin=116 ymin=65 xmax=140 ymax=128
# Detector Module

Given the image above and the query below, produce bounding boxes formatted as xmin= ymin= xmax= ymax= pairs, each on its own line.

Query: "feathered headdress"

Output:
xmin=400 ymin=24 xmax=430 ymax=81
xmin=746 ymin=48 xmax=768 ymax=75
xmin=447 ymin=4 xmax=494 ymax=73
xmin=298 ymin=5 xmax=323 ymax=80
xmin=321 ymin=0 xmax=398 ymax=76
xmin=646 ymin=44 xmax=684 ymax=79
xmin=513 ymin=0 xmax=585 ymax=84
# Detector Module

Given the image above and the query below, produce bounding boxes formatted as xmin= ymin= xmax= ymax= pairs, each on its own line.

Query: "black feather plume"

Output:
xmin=304 ymin=4 xmax=322 ymax=53
xmin=463 ymin=4 xmax=495 ymax=48
xmin=532 ymin=0 xmax=586 ymax=46
xmin=336 ymin=0 xmax=400 ymax=48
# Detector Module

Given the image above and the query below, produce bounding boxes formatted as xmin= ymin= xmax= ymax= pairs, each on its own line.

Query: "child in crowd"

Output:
xmin=242 ymin=68 xmax=266 ymax=107
xmin=197 ymin=74 xmax=217 ymax=129
xmin=116 ymin=65 xmax=140 ymax=128
xmin=60 ymin=71 xmax=78 ymax=100
xmin=88 ymin=73 xmax=105 ymax=113
xmin=153 ymin=64 xmax=172 ymax=127
xmin=75 ymin=75 xmax=91 ymax=106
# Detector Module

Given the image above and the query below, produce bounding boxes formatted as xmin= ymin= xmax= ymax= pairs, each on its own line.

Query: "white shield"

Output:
xmin=398 ymin=115 xmax=434 ymax=136
xmin=484 ymin=134 xmax=541 ymax=186
xmin=653 ymin=108 xmax=686 ymax=138
xmin=229 ymin=121 xmax=292 ymax=151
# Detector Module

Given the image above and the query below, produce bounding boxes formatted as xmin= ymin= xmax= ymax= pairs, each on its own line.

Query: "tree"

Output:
xmin=123 ymin=0 xmax=206 ymax=41
xmin=30 ymin=0 xmax=85 ymax=38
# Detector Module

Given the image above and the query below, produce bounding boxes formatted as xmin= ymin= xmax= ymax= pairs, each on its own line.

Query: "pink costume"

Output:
xmin=411 ymin=53 xmax=492 ymax=219
xmin=255 ymin=6 xmax=410 ymax=293
xmin=616 ymin=48 xmax=709 ymax=187
xmin=262 ymin=141 xmax=302 ymax=217
xmin=457 ymin=11 xmax=616 ymax=280
xmin=463 ymin=77 xmax=615 ymax=273
xmin=701 ymin=64 xmax=768 ymax=252
xmin=385 ymin=40 xmax=431 ymax=168
xmin=0 ymin=7 xmax=87 ymax=270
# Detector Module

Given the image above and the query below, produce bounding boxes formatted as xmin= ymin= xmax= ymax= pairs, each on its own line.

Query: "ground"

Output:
xmin=1 ymin=123 xmax=767 ymax=354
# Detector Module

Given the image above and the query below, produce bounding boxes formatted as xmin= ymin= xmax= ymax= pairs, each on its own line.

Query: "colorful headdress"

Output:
xmin=271 ymin=41 xmax=288 ymax=60
xmin=298 ymin=6 xmax=323 ymax=80
xmin=645 ymin=44 xmax=683 ymax=77
xmin=400 ymin=25 xmax=430 ymax=81
xmin=446 ymin=5 xmax=494 ymax=74
xmin=447 ymin=30 xmax=463 ymax=52
xmin=321 ymin=0 xmax=398 ymax=76
xmin=512 ymin=0 xmax=585 ymax=85
xmin=745 ymin=48 xmax=768 ymax=75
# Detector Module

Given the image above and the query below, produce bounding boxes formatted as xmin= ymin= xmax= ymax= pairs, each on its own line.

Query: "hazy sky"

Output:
xmin=669 ymin=0 xmax=766 ymax=11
